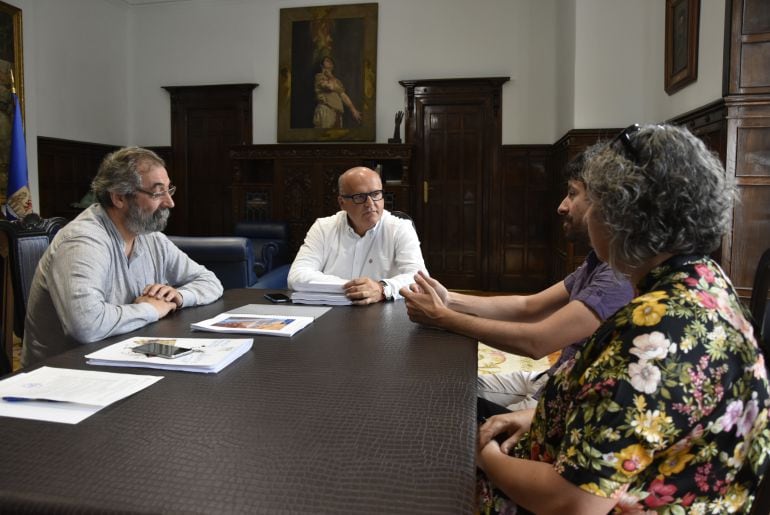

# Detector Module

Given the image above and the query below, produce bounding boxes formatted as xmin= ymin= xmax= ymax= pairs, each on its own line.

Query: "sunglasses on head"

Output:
xmin=612 ymin=124 xmax=642 ymax=164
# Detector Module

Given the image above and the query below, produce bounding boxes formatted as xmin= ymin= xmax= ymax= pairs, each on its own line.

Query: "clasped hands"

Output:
xmin=476 ymin=409 xmax=534 ymax=467
xmin=134 ymin=283 xmax=182 ymax=317
xmin=399 ymin=270 xmax=451 ymax=326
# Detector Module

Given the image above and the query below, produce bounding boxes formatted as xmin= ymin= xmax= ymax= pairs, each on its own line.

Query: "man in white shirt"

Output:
xmin=288 ymin=166 xmax=426 ymax=304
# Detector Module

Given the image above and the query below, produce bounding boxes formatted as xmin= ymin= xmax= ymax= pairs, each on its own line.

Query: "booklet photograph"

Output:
xmin=191 ymin=313 xmax=314 ymax=337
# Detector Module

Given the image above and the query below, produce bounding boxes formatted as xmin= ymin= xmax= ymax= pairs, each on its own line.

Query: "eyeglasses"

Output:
xmin=135 ymin=185 xmax=177 ymax=200
xmin=612 ymin=124 xmax=642 ymax=163
xmin=340 ymin=189 xmax=384 ymax=204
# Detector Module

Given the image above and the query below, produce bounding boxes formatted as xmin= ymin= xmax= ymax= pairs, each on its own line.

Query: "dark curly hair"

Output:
xmin=583 ymin=124 xmax=736 ymax=272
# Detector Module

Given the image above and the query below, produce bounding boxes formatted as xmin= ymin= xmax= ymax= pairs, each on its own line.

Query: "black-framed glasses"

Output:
xmin=340 ymin=189 xmax=384 ymax=204
xmin=135 ymin=185 xmax=177 ymax=200
xmin=612 ymin=124 xmax=642 ymax=163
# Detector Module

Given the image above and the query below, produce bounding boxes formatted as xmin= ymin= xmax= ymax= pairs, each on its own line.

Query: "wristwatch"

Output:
xmin=379 ymin=280 xmax=393 ymax=301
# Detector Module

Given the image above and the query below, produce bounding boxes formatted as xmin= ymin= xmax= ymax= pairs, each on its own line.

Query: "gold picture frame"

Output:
xmin=0 ymin=0 xmax=23 ymax=204
xmin=664 ymin=0 xmax=699 ymax=95
xmin=277 ymin=3 xmax=377 ymax=142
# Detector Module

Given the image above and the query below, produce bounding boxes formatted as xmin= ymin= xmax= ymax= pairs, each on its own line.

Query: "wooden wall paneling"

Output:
xmin=498 ymin=146 xmax=551 ymax=292
xmin=722 ymin=0 xmax=770 ymax=303
xmin=726 ymin=0 xmax=770 ymax=95
xmin=37 ymin=137 xmax=119 ymax=220
xmin=723 ymin=96 xmax=770 ymax=300
xmin=163 ymin=84 xmax=256 ymax=237
xmin=230 ymin=144 xmax=412 ymax=259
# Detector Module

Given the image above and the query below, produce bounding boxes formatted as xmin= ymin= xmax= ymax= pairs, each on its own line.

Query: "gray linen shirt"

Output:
xmin=21 ymin=204 xmax=223 ymax=367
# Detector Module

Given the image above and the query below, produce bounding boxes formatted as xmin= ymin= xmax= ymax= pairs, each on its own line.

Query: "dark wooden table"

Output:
xmin=1 ymin=289 xmax=477 ymax=514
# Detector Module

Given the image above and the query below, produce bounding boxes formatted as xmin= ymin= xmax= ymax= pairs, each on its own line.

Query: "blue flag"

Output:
xmin=4 ymin=91 xmax=33 ymax=220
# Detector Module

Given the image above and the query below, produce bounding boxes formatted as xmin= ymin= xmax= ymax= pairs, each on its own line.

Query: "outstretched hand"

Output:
xmin=399 ymin=271 xmax=451 ymax=327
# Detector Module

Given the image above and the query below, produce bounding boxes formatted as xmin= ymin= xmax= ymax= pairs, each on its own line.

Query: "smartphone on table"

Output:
xmin=264 ymin=293 xmax=291 ymax=303
xmin=132 ymin=341 xmax=193 ymax=359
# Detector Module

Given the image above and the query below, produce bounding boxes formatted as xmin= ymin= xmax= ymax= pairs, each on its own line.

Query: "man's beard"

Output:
xmin=563 ymin=217 xmax=588 ymax=244
xmin=125 ymin=200 xmax=170 ymax=234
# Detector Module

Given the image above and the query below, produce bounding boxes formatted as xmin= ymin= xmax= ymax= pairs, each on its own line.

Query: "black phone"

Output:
xmin=264 ymin=293 xmax=291 ymax=303
xmin=132 ymin=342 xmax=193 ymax=359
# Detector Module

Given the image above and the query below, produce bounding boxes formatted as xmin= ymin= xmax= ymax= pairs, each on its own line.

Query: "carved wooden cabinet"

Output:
xmin=229 ymin=144 xmax=412 ymax=256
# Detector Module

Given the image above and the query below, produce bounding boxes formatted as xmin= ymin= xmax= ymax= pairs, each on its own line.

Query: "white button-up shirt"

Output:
xmin=287 ymin=210 xmax=426 ymax=300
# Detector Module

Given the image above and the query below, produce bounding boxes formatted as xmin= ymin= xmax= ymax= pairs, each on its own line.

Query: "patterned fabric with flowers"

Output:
xmin=515 ymin=255 xmax=770 ymax=513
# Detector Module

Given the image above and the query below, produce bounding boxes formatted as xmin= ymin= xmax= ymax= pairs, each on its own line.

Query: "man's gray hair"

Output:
xmin=91 ymin=147 xmax=165 ymax=208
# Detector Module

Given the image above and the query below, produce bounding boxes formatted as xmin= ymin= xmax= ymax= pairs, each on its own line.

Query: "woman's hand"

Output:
xmin=478 ymin=408 xmax=535 ymax=455
xmin=399 ymin=272 xmax=451 ymax=327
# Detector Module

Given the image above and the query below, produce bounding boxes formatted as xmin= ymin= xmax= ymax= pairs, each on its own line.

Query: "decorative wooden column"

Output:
xmin=722 ymin=0 xmax=770 ymax=300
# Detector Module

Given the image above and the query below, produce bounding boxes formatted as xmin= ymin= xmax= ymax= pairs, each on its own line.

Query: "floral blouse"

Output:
xmin=480 ymin=255 xmax=770 ymax=514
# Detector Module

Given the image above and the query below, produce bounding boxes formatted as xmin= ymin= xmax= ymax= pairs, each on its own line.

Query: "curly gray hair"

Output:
xmin=91 ymin=147 xmax=165 ymax=208
xmin=583 ymin=124 xmax=736 ymax=272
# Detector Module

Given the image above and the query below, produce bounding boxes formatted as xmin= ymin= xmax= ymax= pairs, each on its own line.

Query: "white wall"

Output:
xmin=126 ymin=0 xmax=559 ymax=147
xmin=13 ymin=0 xmax=728 ymax=210
xmin=571 ymin=0 xmax=724 ymax=128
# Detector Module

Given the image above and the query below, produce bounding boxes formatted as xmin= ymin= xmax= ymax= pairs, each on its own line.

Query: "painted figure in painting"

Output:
xmin=313 ymin=55 xmax=361 ymax=129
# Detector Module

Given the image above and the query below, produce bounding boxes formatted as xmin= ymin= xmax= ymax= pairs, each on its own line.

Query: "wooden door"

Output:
xmin=163 ymin=84 xmax=256 ymax=236
xmin=401 ymin=78 xmax=508 ymax=290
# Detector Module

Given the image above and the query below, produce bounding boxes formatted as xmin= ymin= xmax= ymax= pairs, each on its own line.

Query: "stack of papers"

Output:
xmin=85 ymin=337 xmax=253 ymax=374
xmin=191 ymin=313 xmax=314 ymax=337
xmin=290 ymin=280 xmax=352 ymax=306
xmin=0 ymin=366 xmax=162 ymax=424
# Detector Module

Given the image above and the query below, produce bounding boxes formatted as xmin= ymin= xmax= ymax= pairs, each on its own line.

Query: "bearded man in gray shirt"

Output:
xmin=22 ymin=147 xmax=223 ymax=367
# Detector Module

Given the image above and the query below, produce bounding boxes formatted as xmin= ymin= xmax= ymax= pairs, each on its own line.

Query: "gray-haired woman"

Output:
xmin=477 ymin=124 xmax=769 ymax=514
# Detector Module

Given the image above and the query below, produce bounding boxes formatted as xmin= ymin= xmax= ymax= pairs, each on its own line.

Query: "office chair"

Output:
xmin=390 ymin=210 xmax=416 ymax=229
xmin=0 ymin=213 xmax=67 ymax=375
xmin=747 ymin=248 xmax=770 ymax=515
xmin=750 ymin=248 xmax=770 ymax=360
xmin=233 ymin=221 xmax=290 ymax=277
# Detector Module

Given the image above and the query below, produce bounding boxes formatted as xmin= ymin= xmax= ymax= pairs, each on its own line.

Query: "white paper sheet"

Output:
xmin=0 ymin=366 xmax=162 ymax=424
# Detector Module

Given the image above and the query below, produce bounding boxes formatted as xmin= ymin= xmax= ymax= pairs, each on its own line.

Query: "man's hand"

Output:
xmin=478 ymin=408 xmax=535 ymax=456
xmin=142 ymin=283 xmax=183 ymax=308
xmin=134 ymin=295 xmax=177 ymax=318
xmin=343 ymin=277 xmax=384 ymax=305
xmin=399 ymin=272 xmax=451 ymax=327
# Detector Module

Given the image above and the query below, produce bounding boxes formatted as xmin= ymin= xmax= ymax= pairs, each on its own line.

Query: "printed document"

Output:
xmin=86 ymin=337 xmax=253 ymax=373
xmin=0 ymin=366 xmax=162 ymax=424
xmin=191 ymin=314 xmax=313 ymax=337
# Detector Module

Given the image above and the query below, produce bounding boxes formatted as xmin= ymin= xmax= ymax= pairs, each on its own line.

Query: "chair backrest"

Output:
xmin=233 ymin=221 xmax=290 ymax=276
xmin=748 ymin=249 xmax=770 ymax=515
xmin=390 ymin=210 xmax=416 ymax=230
xmin=0 ymin=213 xmax=67 ymax=338
xmin=167 ymin=235 xmax=256 ymax=289
xmin=750 ymin=248 xmax=770 ymax=360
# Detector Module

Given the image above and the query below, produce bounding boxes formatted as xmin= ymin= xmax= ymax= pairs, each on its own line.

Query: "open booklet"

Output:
xmin=85 ymin=337 xmax=253 ymax=374
xmin=191 ymin=313 xmax=314 ymax=337
xmin=290 ymin=279 xmax=352 ymax=306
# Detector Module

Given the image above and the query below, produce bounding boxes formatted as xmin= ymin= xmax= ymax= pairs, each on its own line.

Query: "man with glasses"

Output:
xmin=288 ymin=166 xmax=426 ymax=304
xmin=22 ymin=147 xmax=223 ymax=366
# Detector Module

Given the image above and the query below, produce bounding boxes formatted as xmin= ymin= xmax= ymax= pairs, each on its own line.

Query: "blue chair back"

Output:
xmin=168 ymin=235 xmax=257 ymax=289
xmin=0 ymin=214 xmax=67 ymax=375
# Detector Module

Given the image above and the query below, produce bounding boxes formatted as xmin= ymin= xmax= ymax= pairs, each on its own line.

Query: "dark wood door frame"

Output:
xmin=163 ymin=84 xmax=256 ymax=236
xmin=400 ymin=77 xmax=509 ymax=290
